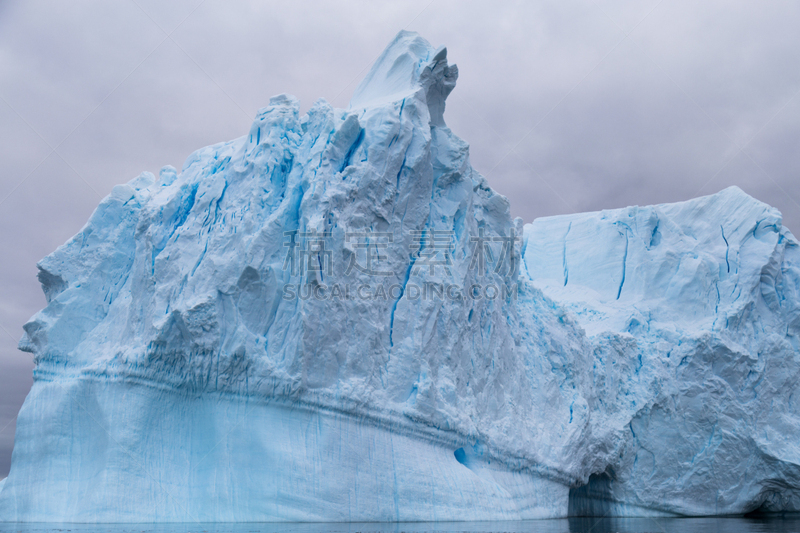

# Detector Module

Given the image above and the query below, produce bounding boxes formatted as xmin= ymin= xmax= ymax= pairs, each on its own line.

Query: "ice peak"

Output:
xmin=697 ymin=184 xmax=762 ymax=206
xmin=349 ymin=31 xmax=458 ymax=125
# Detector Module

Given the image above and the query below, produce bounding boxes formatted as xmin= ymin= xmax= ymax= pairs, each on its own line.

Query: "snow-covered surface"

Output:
xmin=1 ymin=31 xmax=799 ymax=521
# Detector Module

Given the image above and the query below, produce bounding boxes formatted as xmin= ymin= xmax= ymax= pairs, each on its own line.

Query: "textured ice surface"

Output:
xmin=524 ymin=187 xmax=800 ymax=516
xmin=1 ymin=31 xmax=799 ymax=521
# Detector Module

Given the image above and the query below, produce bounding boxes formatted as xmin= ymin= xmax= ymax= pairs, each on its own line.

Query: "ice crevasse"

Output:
xmin=1 ymin=31 xmax=799 ymax=521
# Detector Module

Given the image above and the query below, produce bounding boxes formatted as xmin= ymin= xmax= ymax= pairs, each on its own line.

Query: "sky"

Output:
xmin=0 ymin=0 xmax=799 ymax=477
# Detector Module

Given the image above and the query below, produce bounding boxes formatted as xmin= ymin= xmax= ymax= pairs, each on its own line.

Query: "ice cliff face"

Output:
xmin=1 ymin=31 xmax=799 ymax=522
xmin=525 ymin=187 xmax=800 ymax=515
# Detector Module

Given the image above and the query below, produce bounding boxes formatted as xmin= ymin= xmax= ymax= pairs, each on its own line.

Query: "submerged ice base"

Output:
xmin=3 ymin=378 xmax=568 ymax=522
xmin=1 ymin=31 xmax=799 ymax=521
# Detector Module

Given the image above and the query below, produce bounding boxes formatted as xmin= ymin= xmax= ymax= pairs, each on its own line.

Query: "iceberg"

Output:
xmin=524 ymin=187 xmax=800 ymax=516
xmin=1 ymin=31 xmax=799 ymax=522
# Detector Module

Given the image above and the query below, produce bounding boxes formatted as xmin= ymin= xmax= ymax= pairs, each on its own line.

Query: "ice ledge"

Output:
xmin=0 ymin=379 xmax=570 ymax=522
xmin=28 ymin=364 xmax=582 ymax=487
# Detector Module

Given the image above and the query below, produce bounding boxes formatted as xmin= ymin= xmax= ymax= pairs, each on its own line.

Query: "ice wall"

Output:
xmin=524 ymin=187 xmax=800 ymax=515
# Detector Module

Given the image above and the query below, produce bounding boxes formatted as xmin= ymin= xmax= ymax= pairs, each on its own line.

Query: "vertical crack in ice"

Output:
xmin=340 ymin=127 xmax=365 ymax=174
xmin=396 ymin=152 xmax=407 ymax=191
xmin=562 ymin=222 xmax=572 ymax=286
xmin=616 ymin=223 xmax=629 ymax=300
xmin=390 ymin=254 xmax=416 ymax=348
xmin=213 ymin=180 xmax=228 ymax=226
xmin=721 ymin=225 xmax=730 ymax=273
xmin=191 ymin=241 xmax=208 ymax=277
xmin=649 ymin=215 xmax=660 ymax=248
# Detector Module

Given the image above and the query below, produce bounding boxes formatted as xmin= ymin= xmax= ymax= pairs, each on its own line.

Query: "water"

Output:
xmin=1 ymin=518 xmax=800 ymax=533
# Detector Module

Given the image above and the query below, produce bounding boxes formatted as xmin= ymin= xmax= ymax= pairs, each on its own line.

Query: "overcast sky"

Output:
xmin=1 ymin=0 xmax=799 ymax=476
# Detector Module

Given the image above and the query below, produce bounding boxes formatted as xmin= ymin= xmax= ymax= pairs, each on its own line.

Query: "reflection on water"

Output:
xmin=2 ymin=517 xmax=800 ymax=533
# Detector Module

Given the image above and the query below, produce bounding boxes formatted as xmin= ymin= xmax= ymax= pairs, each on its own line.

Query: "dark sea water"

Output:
xmin=2 ymin=517 xmax=800 ymax=533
